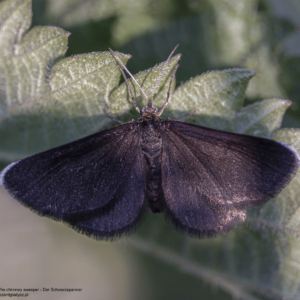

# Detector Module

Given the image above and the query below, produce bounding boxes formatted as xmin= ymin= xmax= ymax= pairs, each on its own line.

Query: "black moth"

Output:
xmin=0 ymin=47 xmax=299 ymax=240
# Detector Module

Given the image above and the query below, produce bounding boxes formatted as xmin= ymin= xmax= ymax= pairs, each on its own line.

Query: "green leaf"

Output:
xmin=0 ymin=0 xmax=31 ymax=56
xmin=234 ymin=99 xmax=291 ymax=137
xmin=169 ymin=69 xmax=256 ymax=131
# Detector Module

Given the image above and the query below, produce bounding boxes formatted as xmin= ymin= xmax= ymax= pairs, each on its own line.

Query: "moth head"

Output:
xmin=142 ymin=104 xmax=158 ymax=116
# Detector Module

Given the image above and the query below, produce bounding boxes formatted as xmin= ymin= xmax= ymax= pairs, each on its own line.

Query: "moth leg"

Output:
xmin=178 ymin=110 xmax=197 ymax=121
xmin=104 ymin=109 xmax=124 ymax=124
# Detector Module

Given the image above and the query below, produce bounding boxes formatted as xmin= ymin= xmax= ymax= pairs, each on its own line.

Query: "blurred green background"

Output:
xmin=1 ymin=0 xmax=300 ymax=299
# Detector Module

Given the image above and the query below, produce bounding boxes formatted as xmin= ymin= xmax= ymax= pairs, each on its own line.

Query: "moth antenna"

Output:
xmin=157 ymin=64 xmax=179 ymax=116
xmin=116 ymin=65 xmax=141 ymax=115
xmin=109 ymin=48 xmax=148 ymax=106
xmin=150 ymin=44 xmax=179 ymax=107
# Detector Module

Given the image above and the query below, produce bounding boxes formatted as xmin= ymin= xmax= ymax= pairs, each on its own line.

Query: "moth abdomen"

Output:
xmin=141 ymin=119 xmax=164 ymax=213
